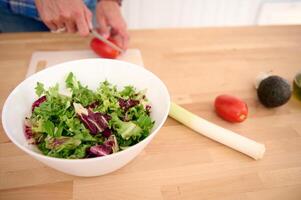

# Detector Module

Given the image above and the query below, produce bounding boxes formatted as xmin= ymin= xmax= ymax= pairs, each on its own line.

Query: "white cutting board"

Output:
xmin=27 ymin=49 xmax=144 ymax=78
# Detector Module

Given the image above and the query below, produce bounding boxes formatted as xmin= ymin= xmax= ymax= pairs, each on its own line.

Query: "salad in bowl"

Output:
xmin=25 ymin=72 xmax=154 ymax=159
xmin=2 ymin=59 xmax=170 ymax=176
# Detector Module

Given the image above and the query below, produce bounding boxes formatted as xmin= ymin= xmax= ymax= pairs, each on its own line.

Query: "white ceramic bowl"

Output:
xmin=2 ymin=59 xmax=170 ymax=177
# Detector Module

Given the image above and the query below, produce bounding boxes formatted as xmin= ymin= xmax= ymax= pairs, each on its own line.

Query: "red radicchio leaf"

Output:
xmin=103 ymin=114 xmax=112 ymax=121
xmin=118 ymin=98 xmax=139 ymax=111
xmin=146 ymin=105 xmax=151 ymax=113
xmin=90 ymin=110 xmax=109 ymax=130
xmin=87 ymin=101 xmax=99 ymax=109
xmin=24 ymin=120 xmax=35 ymax=144
xmin=53 ymin=137 xmax=69 ymax=146
xmin=79 ymin=114 xmax=98 ymax=134
xmin=24 ymin=125 xmax=33 ymax=140
xmin=102 ymin=128 xmax=112 ymax=138
xmin=89 ymin=135 xmax=119 ymax=157
xmin=89 ymin=144 xmax=112 ymax=157
xmin=74 ymin=103 xmax=110 ymax=135
xmin=83 ymin=110 xmax=109 ymax=134
xmin=32 ymin=95 xmax=47 ymax=112
xmin=104 ymin=135 xmax=119 ymax=153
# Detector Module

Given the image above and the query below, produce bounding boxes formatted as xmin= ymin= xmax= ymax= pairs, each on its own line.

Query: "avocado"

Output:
xmin=257 ymin=75 xmax=291 ymax=108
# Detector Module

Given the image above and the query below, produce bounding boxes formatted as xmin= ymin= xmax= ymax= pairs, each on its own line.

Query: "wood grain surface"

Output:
xmin=1 ymin=26 xmax=301 ymax=200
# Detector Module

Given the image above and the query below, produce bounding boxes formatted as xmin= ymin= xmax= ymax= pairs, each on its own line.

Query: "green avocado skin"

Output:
xmin=257 ymin=76 xmax=292 ymax=108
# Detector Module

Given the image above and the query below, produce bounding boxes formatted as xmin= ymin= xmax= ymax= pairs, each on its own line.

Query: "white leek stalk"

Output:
xmin=169 ymin=102 xmax=265 ymax=160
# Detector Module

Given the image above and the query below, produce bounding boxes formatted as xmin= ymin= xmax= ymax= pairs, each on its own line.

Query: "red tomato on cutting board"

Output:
xmin=90 ymin=37 xmax=120 ymax=59
xmin=214 ymin=95 xmax=248 ymax=123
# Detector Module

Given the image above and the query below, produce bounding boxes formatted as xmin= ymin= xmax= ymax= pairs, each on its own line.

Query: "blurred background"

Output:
xmin=121 ymin=0 xmax=301 ymax=29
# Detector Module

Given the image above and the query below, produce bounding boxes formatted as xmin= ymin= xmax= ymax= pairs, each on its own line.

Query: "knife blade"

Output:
xmin=90 ymin=29 xmax=124 ymax=54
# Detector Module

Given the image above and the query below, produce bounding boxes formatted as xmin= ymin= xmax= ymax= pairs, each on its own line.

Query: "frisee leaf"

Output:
xmin=35 ymin=82 xmax=45 ymax=97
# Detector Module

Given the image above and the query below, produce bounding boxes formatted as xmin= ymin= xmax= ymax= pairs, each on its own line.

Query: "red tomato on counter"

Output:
xmin=214 ymin=95 xmax=248 ymax=123
xmin=90 ymin=37 xmax=120 ymax=59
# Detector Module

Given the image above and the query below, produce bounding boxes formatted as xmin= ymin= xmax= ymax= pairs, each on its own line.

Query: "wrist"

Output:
xmin=98 ymin=0 xmax=122 ymax=6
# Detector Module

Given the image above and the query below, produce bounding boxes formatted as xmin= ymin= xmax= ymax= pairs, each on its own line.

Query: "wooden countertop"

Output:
xmin=1 ymin=26 xmax=301 ymax=200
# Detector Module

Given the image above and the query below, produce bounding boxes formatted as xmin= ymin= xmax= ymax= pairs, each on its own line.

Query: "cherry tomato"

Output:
xmin=90 ymin=37 xmax=120 ymax=59
xmin=214 ymin=95 xmax=248 ymax=123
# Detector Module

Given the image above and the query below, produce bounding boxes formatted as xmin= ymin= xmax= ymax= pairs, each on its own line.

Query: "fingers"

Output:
xmin=114 ymin=33 xmax=129 ymax=50
xmin=65 ymin=19 xmax=77 ymax=33
xmin=122 ymin=32 xmax=129 ymax=49
xmin=117 ymin=26 xmax=130 ymax=49
xmin=35 ymin=0 xmax=57 ymax=31
xmin=109 ymin=20 xmax=129 ymax=49
xmin=64 ymin=7 xmax=91 ymax=36
xmin=43 ymin=20 xmax=58 ymax=31
xmin=75 ymin=14 xmax=90 ymax=36
xmin=52 ymin=17 xmax=65 ymax=30
xmin=73 ymin=6 xmax=92 ymax=37
xmin=96 ymin=0 xmax=129 ymax=50
xmin=35 ymin=0 xmax=91 ymax=35
xmin=97 ymin=15 xmax=110 ymax=38
xmin=111 ymin=34 xmax=123 ymax=49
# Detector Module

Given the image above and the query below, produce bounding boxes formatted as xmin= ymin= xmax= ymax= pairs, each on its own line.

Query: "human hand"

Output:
xmin=96 ymin=0 xmax=129 ymax=50
xmin=35 ymin=0 xmax=92 ymax=36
